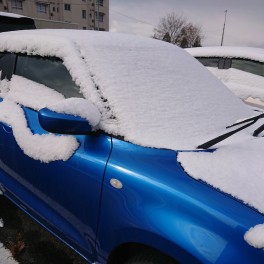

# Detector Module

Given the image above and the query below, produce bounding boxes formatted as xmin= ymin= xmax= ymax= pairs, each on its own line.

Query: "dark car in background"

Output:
xmin=0 ymin=11 xmax=35 ymax=32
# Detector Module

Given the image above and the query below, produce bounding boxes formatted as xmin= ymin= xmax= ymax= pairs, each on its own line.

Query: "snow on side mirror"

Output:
xmin=39 ymin=98 xmax=101 ymax=135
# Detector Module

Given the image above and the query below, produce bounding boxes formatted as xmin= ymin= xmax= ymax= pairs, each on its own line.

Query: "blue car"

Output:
xmin=0 ymin=30 xmax=264 ymax=264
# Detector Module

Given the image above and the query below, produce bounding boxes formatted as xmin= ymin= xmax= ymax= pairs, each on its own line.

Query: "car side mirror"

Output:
xmin=38 ymin=98 xmax=101 ymax=135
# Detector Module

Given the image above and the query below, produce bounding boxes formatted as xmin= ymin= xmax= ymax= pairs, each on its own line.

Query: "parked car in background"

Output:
xmin=0 ymin=30 xmax=264 ymax=264
xmin=0 ymin=11 xmax=35 ymax=32
xmin=186 ymin=46 xmax=264 ymax=109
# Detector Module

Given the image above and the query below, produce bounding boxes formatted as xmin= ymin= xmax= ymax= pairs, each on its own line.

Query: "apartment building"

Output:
xmin=0 ymin=0 xmax=109 ymax=31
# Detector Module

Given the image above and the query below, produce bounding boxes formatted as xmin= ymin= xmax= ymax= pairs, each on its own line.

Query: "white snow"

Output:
xmin=0 ymin=243 xmax=18 ymax=264
xmin=178 ymin=133 xmax=264 ymax=214
xmin=207 ymin=67 xmax=264 ymax=107
xmin=0 ymin=30 xmax=252 ymax=150
xmin=6 ymin=75 xmax=65 ymax=110
xmin=186 ymin=46 xmax=264 ymax=63
xmin=0 ymin=219 xmax=3 ymax=228
xmin=0 ymin=99 xmax=79 ymax=163
xmin=244 ymin=224 xmax=264 ymax=249
xmin=48 ymin=98 xmax=101 ymax=127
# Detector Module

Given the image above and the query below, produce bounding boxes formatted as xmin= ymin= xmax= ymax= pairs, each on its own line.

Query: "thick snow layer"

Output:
xmin=207 ymin=68 xmax=264 ymax=102
xmin=6 ymin=75 xmax=65 ymax=110
xmin=178 ymin=130 xmax=264 ymax=215
xmin=0 ymin=243 xmax=18 ymax=264
xmin=0 ymin=30 xmax=252 ymax=150
xmin=244 ymin=224 xmax=264 ymax=249
xmin=186 ymin=46 xmax=264 ymax=63
xmin=0 ymin=99 xmax=79 ymax=163
xmin=48 ymin=98 xmax=101 ymax=127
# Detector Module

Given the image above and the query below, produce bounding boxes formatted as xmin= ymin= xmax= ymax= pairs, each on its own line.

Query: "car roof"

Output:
xmin=186 ymin=46 xmax=264 ymax=63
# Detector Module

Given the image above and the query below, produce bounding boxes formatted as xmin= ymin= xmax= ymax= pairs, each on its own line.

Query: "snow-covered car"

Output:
xmin=186 ymin=46 xmax=264 ymax=109
xmin=0 ymin=12 xmax=35 ymax=32
xmin=0 ymin=30 xmax=264 ymax=264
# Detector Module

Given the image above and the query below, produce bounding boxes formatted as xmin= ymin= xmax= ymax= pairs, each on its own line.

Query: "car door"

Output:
xmin=0 ymin=54 xmax=111 ymax=260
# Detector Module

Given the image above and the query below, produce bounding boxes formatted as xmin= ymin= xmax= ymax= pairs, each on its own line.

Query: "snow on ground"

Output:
xmin=244 ymin=224 xmax=264 ymax=249
xmin=0 ymin=243 xmax=18 ymax=264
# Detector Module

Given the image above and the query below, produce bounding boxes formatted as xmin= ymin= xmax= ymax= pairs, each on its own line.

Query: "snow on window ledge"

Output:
xmin=0 ymin=99 xmax=79 ymax=163
xmin=244 ymin=224 xmax=264 ymax=249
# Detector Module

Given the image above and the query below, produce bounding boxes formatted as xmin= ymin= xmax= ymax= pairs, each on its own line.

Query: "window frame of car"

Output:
xmin=0 ymin=52 xmax=16 ymax=80
xmin=196 ymin=56 xmax=264 ymax=77
xmin=231 ymin=58 xmax=264 ymax=77
xmin=13 ymin=53 xmax=84 ymax=99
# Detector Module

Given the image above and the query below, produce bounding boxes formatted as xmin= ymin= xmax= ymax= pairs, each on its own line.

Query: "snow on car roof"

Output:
xmin=0 ymin=29 xmax=251 ymax=150
xmin=186 ymin=46 xmax=264 ymax=63
xmin=0 ymin=11 xmax=28 ymax=19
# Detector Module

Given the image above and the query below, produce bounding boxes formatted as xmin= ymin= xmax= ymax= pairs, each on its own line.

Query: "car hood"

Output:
xmin=178 ymin=129 xmax=264 ymax=217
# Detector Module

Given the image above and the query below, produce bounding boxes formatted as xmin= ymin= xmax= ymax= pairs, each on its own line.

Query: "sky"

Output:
xmin=109 ymin=0 xmax=264 ymax=48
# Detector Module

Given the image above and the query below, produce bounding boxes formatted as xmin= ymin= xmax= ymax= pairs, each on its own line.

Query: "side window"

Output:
xmin=196 ymin=57 xmax=220 ymax=68
xmin=231 ymin=59 xmax=264 ymax=77
xmin=0 ymin=53 xmax=16 ymax=80
xmin=15 ymin=55 xmax=83 ymax=98
xmin=223 ymin=58 xmax=231 ymax=69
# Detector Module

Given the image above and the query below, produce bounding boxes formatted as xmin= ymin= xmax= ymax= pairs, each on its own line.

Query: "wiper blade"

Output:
xmin=197 ymin=113 xmax=264 ymax=150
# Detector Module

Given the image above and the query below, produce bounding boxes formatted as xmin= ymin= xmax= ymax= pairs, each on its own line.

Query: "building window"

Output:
xmin=95 ymin=12 xmax=104 ymax=22
xmin=37 ymin=3 xmax=47 ymax=13
xmin=64 ymin=4 xmax=71 ymax=11
xmin=11 ymin=0 xmax=22 ymax=9
xmin=82 ymin=10 xmax=86 ymax=19
xmin=96 ymin=0 xmax=103 ymax=6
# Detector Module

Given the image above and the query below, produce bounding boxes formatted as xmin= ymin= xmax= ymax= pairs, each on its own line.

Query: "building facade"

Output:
xmin=0 ymin=0 xmax=109 ymax=31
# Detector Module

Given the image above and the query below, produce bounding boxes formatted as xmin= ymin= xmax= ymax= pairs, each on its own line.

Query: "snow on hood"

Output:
xmin=186 ymin=46 xmax=264 ymax=63
xmin=0 ymin=29 xmax=252 ymax=150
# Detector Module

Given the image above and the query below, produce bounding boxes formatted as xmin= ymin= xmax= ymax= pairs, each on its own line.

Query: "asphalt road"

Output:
xmin=0 ymin=195 xmax=87 ymax=264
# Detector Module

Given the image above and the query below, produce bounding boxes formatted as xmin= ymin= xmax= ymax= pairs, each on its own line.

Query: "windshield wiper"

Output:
xmin=197 ymin=113 xmax=264 ymax=150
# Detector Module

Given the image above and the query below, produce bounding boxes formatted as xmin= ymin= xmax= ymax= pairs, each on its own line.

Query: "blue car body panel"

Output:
xmin=96 ymin=138 xmax=264 ymax=263
xmin=0 ymin=98 xmax=264 ymax=263
xmin=0 ymin=103 xmax=112 ymax=262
